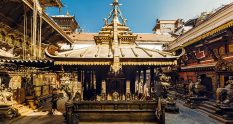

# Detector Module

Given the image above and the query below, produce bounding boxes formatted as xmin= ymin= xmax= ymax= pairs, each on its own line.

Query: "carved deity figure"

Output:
xmin=112 ymin=91 xmax=119 ymax=101
xmin=126 ymin=92 xmax=131 ymax=100
xmin=193 ymin=78 xmax=206 ymax=96
xmin=73 ymin=91 xmax=81 ymax=102
xmin=216 ymin=77 xmax=233 ymax=106
xmin=188 ymin=80 xmax=195 ymax=96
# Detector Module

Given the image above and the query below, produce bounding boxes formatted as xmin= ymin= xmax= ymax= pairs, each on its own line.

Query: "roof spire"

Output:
xmin=66 ymin=10 xmax=70 ymax=16
xmin=103 ymin=0 xmax=127 ymax=26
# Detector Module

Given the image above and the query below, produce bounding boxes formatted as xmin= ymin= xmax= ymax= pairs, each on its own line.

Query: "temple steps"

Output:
xmin=198 ymin=106 xmax=216 ymax=114
xmin=197 ymin=101 xmax=216 ymax=114
xmin=197 ymin=101 xmax=233 ymax=124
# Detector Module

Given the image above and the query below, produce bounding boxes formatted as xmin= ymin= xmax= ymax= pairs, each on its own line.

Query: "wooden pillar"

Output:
xmin=138 ymin=70 xmax=142 ymax=94
xmin=143 ymin=69 xmax=146 ymax=84
xmin=93 ymin=71 xmax=96 ymax=90
xmin=220 ymin=75 xmax=225 ymax=88
xmin=90 ymin=71 xmax=93 ymax=90
xmin=143 ymin=68 xmax=146 ymax=94
xmin=135 ymin=71 xmax=139 ymax=95
xmin=138 ymin=69 xmax=141 ymax=81
xmin=150 ymin=66 xmax=155 ymax=96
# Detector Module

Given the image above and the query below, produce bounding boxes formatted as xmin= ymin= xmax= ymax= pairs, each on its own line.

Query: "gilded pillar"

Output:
xmin=135 ymin=71 xmax=139 ymax=94
xmin=101 ymin=80 xmax=106 ymax=100
xmin=126 ymin=80 xmax=130 ymax=94
xmin=93 ymin=72 xmax=96 ymax=90
xmin=126 ymin=80 xmax=131 ymax=100
xmin=150 ymin=66 xmax=155 ymax=96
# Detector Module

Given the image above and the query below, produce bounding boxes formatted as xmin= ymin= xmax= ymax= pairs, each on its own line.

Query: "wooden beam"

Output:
xmin=11 ymin=12 xmax=24 ymax=29
xmin=6 ymin=4 xmax=22 ymax=17
xmin=43 ymin=30 xmax=56 ymax=43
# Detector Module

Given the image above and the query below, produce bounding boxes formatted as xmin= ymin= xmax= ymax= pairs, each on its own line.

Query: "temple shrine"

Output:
xmin=46 ymin=0 xmax=181 ymax=101
xmin=1 ymin=0 xmax=233 ymax=124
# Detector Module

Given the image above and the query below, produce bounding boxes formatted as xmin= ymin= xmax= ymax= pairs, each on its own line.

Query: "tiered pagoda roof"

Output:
xmin=46 ymin=0 xmax=183 ymax=73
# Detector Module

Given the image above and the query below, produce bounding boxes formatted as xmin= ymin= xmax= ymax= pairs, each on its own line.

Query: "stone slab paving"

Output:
xmin=166 ymin=101 xmax=222 ymax=124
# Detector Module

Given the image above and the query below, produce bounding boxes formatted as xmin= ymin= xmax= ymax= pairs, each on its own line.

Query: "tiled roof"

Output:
xmin=136 ymin=33 xmax=175 ymax=42
xmin=69 ymin=33 xmax=96 ymax=41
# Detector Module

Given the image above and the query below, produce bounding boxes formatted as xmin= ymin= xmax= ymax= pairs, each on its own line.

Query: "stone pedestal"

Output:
xmin=65 ymin=101 xmax=75 ymax=124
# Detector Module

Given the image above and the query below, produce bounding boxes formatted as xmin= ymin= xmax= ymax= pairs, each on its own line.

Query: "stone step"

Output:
xmin=198 ymin=106 xmax=233 ymax=124
xmin=204 ymin=101 xmax=216 ymax=107
xmin=209 ymin=113 xmax=233 ymax=124
xmin=199 ymin=103 xmax=216 ymax=110
xmin=198 ymin=106 xmax=216 ymax=114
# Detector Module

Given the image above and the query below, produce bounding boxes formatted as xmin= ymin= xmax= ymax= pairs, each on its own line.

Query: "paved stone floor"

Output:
xmin=5 ymin=99 xmax=223 ymax=124
xmin=166 ymin=101 xmax=222 ymax=124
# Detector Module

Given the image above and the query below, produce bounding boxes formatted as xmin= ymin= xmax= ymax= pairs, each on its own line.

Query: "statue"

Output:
xmin=188 ymin=77 xmax=206 ymax=97
xmin=193 ymin=78 xmax=206 ymax=97
xmin=112 ymin=91 xmax=119 ymax=101
xmin=188 ymin=80 xmax=195 ymax=96
xmin=185 ymin=77 xmax=207 ymax=108
xmin=0 ymin=87 xmax=13 ymax=103
xmin=73 ymin=91 xmax=81 ymax=102
xmin=104 ymin=18 xmax=108 ymax=26
xmin=126 ymin=92 xmax=131 ymax=100
xmin=157 ymin=74 xmax=179 ymax=113
xmin=122 ymin=19 xmax=127 ymax=26
xmin=216 ymin=76 xmax=233 ymax=119
xmin=101 ymin=93 xmax=106 ymax=101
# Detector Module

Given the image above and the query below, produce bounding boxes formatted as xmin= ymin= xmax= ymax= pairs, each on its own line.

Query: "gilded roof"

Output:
xmin=46 ymin=0 xmax=182 ymax=68
xmin=69 ymin=33 xmax=175 ymax=43
xmin=47 ymin=44 xmax=178 ymax=59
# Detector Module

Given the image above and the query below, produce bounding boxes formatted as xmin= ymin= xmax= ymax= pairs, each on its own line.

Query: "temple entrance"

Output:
xmin=106 ymin=78 xmax=125 ymax=100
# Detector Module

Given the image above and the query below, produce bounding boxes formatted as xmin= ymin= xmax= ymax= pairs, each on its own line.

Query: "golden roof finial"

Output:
xmin=66 ymin=10 xmax=70 ymax=16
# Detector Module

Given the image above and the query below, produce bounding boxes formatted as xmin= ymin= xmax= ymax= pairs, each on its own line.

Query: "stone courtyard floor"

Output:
xmin=166 ymin=100 xmax=222 ymax=124
xmin=4 ymin=100 xmax=222 ymax=124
